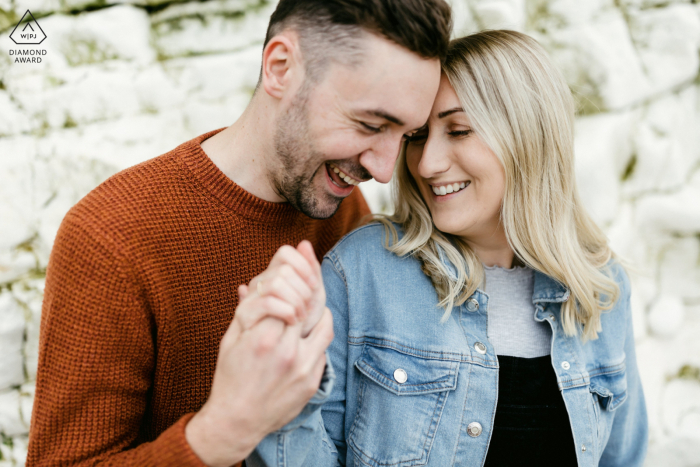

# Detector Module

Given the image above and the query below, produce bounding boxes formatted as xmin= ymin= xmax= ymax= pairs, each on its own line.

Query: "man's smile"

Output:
xmin=327 ymin=162 xmax=361 ymax=186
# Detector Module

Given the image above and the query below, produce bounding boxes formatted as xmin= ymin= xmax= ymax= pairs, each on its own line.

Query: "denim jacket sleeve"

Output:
xmin=246 ymin=256 xmax=349 ymax=467
xmin=599 ymin=267 xmax=649 ymax=466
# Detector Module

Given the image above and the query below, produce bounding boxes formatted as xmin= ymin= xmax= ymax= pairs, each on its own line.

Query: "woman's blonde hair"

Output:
xmin=376 ymin=30 xmax=619 ymax=341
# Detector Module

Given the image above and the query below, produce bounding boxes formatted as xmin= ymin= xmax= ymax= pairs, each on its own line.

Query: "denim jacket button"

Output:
xmin=467 ymin=422 xmax=482 ymax=437
xmin=561 ymin=361 xmax=571 ymax=370
xmin=474 ymin=342 xmax=487 ymax=354
xmin=466 ymin=298 xmax=479 ymax=312
xmin=393 ymin=368 xmax=408 ymax=384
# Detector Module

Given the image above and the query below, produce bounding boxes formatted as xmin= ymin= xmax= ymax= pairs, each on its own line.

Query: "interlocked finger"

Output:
xmin=236 ymin=295 xmax=298 ymax=331
xmin=256 ymin=271 xmax=311 ymax=320
xmin=268 ymin=245 xmax=319 ymax=289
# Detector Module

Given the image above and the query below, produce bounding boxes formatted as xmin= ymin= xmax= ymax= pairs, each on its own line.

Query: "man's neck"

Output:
xmin=201 ymin=97 xmax=285 ymax=203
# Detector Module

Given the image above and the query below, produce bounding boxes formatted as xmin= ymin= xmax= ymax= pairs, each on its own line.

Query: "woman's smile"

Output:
xmin=430 ymin=180 xmax=471 ymax=198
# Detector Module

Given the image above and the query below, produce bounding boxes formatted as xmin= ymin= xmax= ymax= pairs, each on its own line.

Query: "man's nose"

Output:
xmin=418 ymin=134 xmax=450 ymax=179
xmin=359 ymin=135 xmax=403 ymax=184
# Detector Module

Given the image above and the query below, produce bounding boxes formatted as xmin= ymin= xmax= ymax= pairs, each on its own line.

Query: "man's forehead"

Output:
xmin=327 ymin=60 xmax=439 ymax=124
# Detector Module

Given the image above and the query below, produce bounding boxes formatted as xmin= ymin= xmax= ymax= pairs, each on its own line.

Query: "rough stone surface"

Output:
xmin=472 ymin=0 xmax=526 ymax=31
xmin=152 ymin=0 xmax=275 ymax=59
xmin=0 ymin=294 xmax=25 ymax=392
xmin=1 ymin=0 xmax=699 ymax=465
xmin=0 ymin=390 xmax=25 ymax=437
xmin=538 ymin=10 xmax=652 ymax=112
xmin=573 ymin=111 xmax=635 ymax=226
xmin=527 ymin=0 xmax=617 ymax=29
xmin=658 ymin=238 xmax=700 ymax=301
xmin=647 ymin=294 xmax=685 ymax=338
xmin=627 ymin=4 xmax=700 ymax=95
xmin=625 ymin=88 xmax=700 ymax=196
xmin=636 ymin=186 xmax=700 ymax=236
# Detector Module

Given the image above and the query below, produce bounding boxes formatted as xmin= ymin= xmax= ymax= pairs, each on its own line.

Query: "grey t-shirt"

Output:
xmin=482 ymin=265 xmax=552 ymax=358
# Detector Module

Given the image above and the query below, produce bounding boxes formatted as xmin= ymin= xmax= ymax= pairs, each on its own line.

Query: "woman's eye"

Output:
xmin=449 ymin=130 xmax=471 ymax=138
xmin=361 ymin=122 xmax=382 ymax=133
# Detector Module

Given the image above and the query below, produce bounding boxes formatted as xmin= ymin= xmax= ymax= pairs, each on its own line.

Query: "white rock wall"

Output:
xmin=0 ymin=0 xmax=698 ymax=465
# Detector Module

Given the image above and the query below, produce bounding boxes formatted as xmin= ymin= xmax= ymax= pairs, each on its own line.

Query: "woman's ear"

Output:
xmin=261 ymin=33 xmax=299 ymax=99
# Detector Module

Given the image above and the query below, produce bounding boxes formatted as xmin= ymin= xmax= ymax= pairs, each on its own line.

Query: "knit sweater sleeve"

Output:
xmin=26 ymin=212 xmax=208 ymax=467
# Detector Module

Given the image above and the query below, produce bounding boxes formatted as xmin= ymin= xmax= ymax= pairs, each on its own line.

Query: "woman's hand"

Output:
xmin=238 ymin=240 xmax=327 ymax=338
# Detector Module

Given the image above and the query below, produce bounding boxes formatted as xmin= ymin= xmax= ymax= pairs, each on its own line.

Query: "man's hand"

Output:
xmin=185 ymin=241 xmax=334 ymax=467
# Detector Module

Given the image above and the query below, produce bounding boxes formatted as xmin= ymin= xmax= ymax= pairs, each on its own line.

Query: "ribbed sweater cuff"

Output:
xmin=161 ymin=413 xmax=210 ymax=467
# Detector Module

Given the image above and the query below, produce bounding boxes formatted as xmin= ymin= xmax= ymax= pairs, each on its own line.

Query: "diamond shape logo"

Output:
xmin=10 ymin=10 xmax=47 ymax=45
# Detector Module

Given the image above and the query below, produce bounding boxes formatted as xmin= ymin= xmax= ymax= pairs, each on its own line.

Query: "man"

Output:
xmin=27 ymin=0 xmax=451 ymax=465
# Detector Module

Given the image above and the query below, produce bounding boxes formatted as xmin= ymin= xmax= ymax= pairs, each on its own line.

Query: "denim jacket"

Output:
xmin=249 ymin=223 xmax=648 ymax=467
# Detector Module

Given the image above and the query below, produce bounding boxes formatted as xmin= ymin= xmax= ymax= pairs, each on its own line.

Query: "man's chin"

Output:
xmin=298 ymin=192 xmax=344 ymax=219
xmin=294 ymin=168 xmax=352 ymax=219
xmin=280 ymin=164 xmax=353 ymax=219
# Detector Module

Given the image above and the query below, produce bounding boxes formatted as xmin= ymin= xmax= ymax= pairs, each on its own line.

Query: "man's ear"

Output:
xmin=261 ymin=33 xmax=300 ymax=99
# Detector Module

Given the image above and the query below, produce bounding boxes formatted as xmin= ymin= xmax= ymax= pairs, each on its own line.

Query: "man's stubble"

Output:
xmin=272 ymin=88 xmax=345 ymax=220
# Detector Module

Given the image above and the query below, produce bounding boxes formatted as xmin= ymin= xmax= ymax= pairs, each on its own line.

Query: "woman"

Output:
xmin=249 ymin=30 xmax=648 ymax=467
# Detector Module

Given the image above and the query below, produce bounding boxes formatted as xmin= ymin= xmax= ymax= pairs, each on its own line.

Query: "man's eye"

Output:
xmin=361 ymin=122 xmax=382 ymax=133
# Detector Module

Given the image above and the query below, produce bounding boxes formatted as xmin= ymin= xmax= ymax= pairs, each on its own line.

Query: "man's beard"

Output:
xmin=272 ymin=90 xmax=344 ymax=220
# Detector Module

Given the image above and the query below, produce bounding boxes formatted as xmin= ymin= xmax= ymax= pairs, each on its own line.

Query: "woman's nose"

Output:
xmin=418 ymin=134 xmax=450 ymax=178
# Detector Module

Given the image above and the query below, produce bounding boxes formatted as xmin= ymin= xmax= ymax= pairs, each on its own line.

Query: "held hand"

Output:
xmin=237 ymin=240 xmax=326 ymax=338
xmin=235 ymin=241 xmax=319 ymax=330
xmin=185 ymin=243 xmax=334 ymax=467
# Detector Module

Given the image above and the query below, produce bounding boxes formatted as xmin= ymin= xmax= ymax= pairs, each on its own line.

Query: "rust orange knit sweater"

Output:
xmin=27 ymin=129 xmax=370 ymax=466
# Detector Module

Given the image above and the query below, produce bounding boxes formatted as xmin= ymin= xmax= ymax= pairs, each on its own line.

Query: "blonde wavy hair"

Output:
xmin=376 ymin=30 xmax=619 ymax=341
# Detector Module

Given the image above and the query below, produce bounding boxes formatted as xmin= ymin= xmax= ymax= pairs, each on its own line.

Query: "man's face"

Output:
xmin=272 ymin=33 xmax=441 ymax=219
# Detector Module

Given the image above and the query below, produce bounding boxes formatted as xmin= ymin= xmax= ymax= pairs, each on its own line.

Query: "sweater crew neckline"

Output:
xmin=178 ymin=128 xmax=302 ymax=224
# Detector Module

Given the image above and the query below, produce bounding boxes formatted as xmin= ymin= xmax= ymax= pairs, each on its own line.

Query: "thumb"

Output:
xmin=297 ymin=240 xmax=320 ymax=271
xmin=297 ymin=241 xmax=321 ymax=291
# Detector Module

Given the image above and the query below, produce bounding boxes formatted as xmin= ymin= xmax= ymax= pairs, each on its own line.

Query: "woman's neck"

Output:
xmin=461 ymin=225 xmax=515 ymax=269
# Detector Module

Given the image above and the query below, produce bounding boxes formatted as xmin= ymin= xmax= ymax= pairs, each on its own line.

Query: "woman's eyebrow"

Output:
xmin=438 ymin=107 xmax=464 ymax=119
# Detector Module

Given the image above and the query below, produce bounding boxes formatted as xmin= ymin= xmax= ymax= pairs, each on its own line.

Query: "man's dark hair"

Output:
xmin=261 ymin=0 xmax=453 ymax=85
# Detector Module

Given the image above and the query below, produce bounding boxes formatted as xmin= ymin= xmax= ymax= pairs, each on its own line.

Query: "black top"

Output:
xmin=484 ymin=355 xmax=578 ymax=466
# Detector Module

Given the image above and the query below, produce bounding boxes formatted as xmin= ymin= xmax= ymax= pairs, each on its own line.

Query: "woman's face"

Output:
xmin=405 ymin=75 xmax=506 ymax=242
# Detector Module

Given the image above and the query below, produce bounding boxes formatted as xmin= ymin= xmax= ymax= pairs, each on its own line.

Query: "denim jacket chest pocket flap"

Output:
xmin=589 ymin=362 xmax=628 ymax=412
xmin=355 ymin=344 xmax=459 ymax=394
xmin=348 ymin=344 xmax=459 ymax=467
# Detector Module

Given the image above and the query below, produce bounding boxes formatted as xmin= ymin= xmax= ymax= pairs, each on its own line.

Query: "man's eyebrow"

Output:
xmin=365 ymin=109 xmax=405 ymax=126
xmin=438 ymin=107 xmax=464 ymax=119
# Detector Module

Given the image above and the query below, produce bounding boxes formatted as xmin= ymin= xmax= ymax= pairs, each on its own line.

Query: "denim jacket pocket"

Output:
xmin=348 ymin=344 xmax=459 ymax=467
xmin=589 ymin=362 xmax=628 ymax=455
xmin=590 ymin=364 xmax=628 ymax=412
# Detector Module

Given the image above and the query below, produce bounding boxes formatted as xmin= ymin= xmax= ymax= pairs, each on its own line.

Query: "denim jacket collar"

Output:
xmin=436 ymin=243 xmax=459 ymax=281
xmin=436 ymin=243 xmax=570 ymax=304
xmin=532 ymin=271 xmax=570 ymax=304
